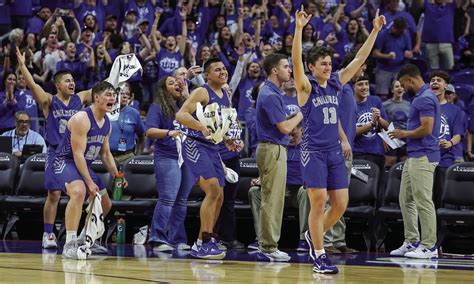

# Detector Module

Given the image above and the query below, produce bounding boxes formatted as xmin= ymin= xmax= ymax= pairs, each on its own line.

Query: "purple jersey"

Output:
xmin=301 ymin=73 xmax=343 ymax=153
xmin=46 ymin=95 xmax=82 ymax=146
xmin=188 ymin=84 xmax=230 ymax=144
xmin=55 ymin=107 xmax=110 ymax=165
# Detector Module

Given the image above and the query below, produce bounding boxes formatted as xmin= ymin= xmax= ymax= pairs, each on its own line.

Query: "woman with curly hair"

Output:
xmin=145 ymin=75 xmax=194 ymax=251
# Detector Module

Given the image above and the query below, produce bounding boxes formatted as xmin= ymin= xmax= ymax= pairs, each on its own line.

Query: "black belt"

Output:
xmin=111 ymin=149 xmax=134 ymax=156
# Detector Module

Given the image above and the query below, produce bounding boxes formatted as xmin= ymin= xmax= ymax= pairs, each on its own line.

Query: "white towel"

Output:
xmin=195 ymin=102 xmax=238 ymax=144
xmin=79 ymin=194 xmax=105 ymax=251
xmin=106 ymin=54 xmax=143 ymax=121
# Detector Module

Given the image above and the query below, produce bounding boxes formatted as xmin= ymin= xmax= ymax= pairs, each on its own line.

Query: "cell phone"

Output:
xmin=58 ymin=9 xmax=68 ymax=16
xmin=155 ymin=6 xmax=164 ymax=14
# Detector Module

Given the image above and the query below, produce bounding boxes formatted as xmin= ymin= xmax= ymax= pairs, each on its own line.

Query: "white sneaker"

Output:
xmin=42 ymin=232 xmax=58 ymax=249
xmin=176 ymin=243 xmax=191 ymax=250
xmin=390 ymin=241 xmax=419 ymax=256
xmin=62 ymin=241 xmax=90 ymax=260
xmin=404 ymin=244 xmax=438 ymax=259
xmin=153 ymin=243 xmax=175 ymax=252
xmin=258 ymin=249 xmax=291 ymax=262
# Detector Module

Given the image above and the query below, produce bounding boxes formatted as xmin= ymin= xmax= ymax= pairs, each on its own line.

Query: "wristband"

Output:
xmin=450 ymin=141 xmax=454 ymax=147
xmin=166 ymin=130 xmax=171 ymax=137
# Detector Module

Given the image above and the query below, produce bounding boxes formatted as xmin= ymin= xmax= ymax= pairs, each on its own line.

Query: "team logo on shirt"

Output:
xmin=356 ymin=112 xmax=376 ymax=138
xmin=439 ymin=115 xmax=450 ymax=139
xmin=286 ymin=104 xmax=300 ymax=116
xmin=160 ymin=57 xmax=180 ymax=73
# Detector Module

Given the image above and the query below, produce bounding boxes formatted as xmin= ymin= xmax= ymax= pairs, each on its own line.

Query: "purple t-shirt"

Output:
xmin=0 ymin=91 xmax=24 ymax=129
xmin=406 ymin=84 xmax=441 ymax=162
xmin=16 ymin=89 xmax=39 ymax=132
xmin=156 ymin=49 xmax=183 ymax=79
xmin=301 ymin=73 xmax=343 ymax=152
xmin=26 ymin=16 xmax=44 ymax=35
xmin=245 ymin=107 xmax=257 ymax=157
xmin=281 ymin=94 xmax=300 ymax=116
xmin=256 ymin=80 xmax=288 ymax=145
xmin=374 ymin=28 xmax=412 ymax=72
xmin=237 ymin=77 xmax=258 ymax=122
xmin=439 ymin=103 xmax=464 ymax=167
xmin=354 ymin=95 xmax=388 ymax=155
xmin=146 ymin=103 xmax=182 ymax=160
xmin=422 ymin=0 xmax=456 ymax=43
xmin=339 ymin=83 xmax=357 ymax=148
xmin=287 ymin=144 xmax=302 ymax=186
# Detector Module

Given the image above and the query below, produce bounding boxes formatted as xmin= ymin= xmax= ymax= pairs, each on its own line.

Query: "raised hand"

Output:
xmin=372 ymin=9 xmax=386 ymax=32
xmin=16 ymin=47 xmax=26 ymax=66
xmin=295 ymin=5 xmax=312 ymax=30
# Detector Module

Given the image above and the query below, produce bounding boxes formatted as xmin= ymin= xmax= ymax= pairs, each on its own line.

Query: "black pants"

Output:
xmin=214 ymin=156 xmax=240 ymax=242
xmin=433 ymin=166 xmax=447 ymax=209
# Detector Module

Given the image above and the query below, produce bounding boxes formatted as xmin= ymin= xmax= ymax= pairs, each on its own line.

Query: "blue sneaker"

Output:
xmin=304 ymin=230 xmax=316 ymax=261
xmin=297 ymin=240 xmax=309 ymax=252
xmin=313 ymin=253 xmax=338 ymax=274
xmin=247 ymin=241 xmax=259 ymax=250
xmin=191 ymin=238 xmax=226 ymax=260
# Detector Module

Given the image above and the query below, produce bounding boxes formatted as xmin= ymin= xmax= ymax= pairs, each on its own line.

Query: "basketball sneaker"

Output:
xmin=404 ymin=244 xmax=438 ymax=259
xmin=247 ymin=241 xmax=259 ymax=250
xmin=297 ymin=240 xmax=310 ymax=252
xmin=390 ymin=241 xmax=419 ymax=257
xmin=42 ymin=232 xmax=58 ymax=249
xmin=191 ymin=238 xmax=225 ymax=260
xmin=257 ymin=249 xmax=291 ymax=262
xmin=312 ymin=253 xmax=339 ymax=274
xmin=62 ymin=241 xmax=91 ymax=260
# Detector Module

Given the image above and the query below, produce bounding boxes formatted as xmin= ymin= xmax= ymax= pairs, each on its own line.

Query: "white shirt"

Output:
xmin=1 ymin=129 xmax=47 ymax=154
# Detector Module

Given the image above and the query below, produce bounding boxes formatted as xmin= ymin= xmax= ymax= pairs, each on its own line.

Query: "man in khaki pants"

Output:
xmin=255 ymin=53 xmax=302 ymax=261
xmin=389 ymin=64 xmax=441 ymax=259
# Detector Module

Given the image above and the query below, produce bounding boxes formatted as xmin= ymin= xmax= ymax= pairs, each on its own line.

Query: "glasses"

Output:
xmin=16 ymin=120 xmax=30 ymax=124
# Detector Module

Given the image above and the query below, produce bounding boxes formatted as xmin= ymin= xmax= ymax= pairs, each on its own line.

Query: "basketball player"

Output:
xmin=16 ymin=47 xmax=99 ymax=250
xmin=55 ymin=81 xmax=126 ymax=259
xmin=292 ymin=6 xmax=385 ymax=274
xmin=176 ymin=58 xmax=241 ymax=259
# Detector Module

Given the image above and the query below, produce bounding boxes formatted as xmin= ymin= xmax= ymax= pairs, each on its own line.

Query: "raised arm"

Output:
xmin=16 ymin=47 xmax=52 ymax=110
xmin=292 ymin=5 xmax=313 ymax=107
xmin=332 ymin=3 xmax=345 ymax=34
xmin=178 ymin=7 xmax=188 ymax=56
xmin=339 ymin=9 xmax=385 ymax=85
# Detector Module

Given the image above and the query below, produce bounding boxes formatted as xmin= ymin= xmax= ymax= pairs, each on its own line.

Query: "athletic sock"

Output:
xmin=44 ymin=224 xmax=54 ymax=234
xmin=315 ymin=249 xmax=326 ymax=258
xmin=66 ymin=231 xmax=77 ymax=244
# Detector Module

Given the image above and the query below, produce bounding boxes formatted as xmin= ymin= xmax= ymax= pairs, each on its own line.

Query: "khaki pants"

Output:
xmin=324 ymin=158 xmax=352 ymax=247
xmin=114 ymin=152 xmax=135 ymax=166
xmin=400 ymin=156 xmax=438 ymax=247
xmin=256 ymin=143 xmax=287 ymax=253
xmin=249 ymin=185 xmax=309 ymax=241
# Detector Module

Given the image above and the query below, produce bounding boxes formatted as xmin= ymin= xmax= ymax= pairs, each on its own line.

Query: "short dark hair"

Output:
xmin=53 ymin=70 xmax=73 ymax=84
xmin=203 ymin=58 xmax=223 ymax=73
xmin=339 ymin=51 xmax=357 ymax=69
xmin=393 ymin=17 xmax=407 ymax=30
xmin=429 ymin=70 xmax=450 ymax=83
xmin=262 ymin=53 xmax=288 ymax=75
xmin=397 ymin=64 xmax=422 ymax=80
xmin=306 ymin=46 xmax=333 ymax=66
xmin=91 ymin=81 xmax=115 ymax=102
xmin=355 ymin=73 xmax=370 ymax=82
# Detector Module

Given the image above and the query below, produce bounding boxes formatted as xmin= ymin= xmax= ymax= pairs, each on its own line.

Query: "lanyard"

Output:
xmin=13 ymin=131 xmax=29 ymax=150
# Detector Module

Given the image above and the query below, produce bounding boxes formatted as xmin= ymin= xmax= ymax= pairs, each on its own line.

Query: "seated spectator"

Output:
xmin=1 ymin=111 xmax=46 ymax=159
xmin=372 ymin=17 xmax=413 ymax=100
xmin=383 ymin=80 xmax=410 ymax=168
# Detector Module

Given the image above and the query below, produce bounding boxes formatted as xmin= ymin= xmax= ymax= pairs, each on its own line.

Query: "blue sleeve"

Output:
xmin=452 ymin=107 xmax=465 ymax=137
xmin=374 ymin=32 xmax=384 ymax=50
xmin=262 ymin=95 xmax=287 ymax=125
xmin=405 ymin=31 xmax=412 ymax=50
xmin=415 ymin=96 xmax=436 ymax=118
xmin=145 ymin=104 xmax=162 ymax=130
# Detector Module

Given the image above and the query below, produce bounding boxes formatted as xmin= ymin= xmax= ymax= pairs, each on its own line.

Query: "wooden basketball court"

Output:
xmin=1 ymin=242 xmax=474 ymax=283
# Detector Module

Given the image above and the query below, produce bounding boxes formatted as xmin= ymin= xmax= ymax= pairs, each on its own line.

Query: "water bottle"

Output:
xmin=116 ymin=218 xmax=126 ymax=244
xmin=113 ymin=172 xmax=124 ymax=201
